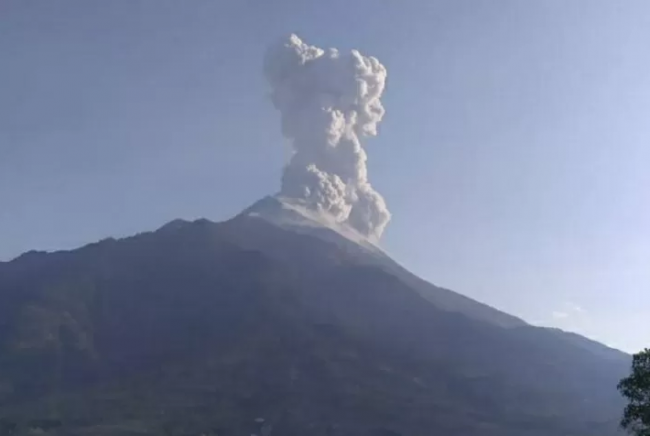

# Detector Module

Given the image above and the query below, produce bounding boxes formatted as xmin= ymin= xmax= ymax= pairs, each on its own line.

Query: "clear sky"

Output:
xmin=1 ymin=0 xmax=648 ymax=353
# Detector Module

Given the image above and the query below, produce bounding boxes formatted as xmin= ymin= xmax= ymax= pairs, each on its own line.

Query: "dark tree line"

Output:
xmin=619 ymin=349 xmax=650 ymax=436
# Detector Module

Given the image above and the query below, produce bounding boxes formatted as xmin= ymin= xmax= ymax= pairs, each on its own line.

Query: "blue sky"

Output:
xmin=1 ymin=0 xmax=648 ymax=352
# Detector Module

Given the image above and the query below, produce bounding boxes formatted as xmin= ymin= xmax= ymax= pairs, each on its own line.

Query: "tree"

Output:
xmin=618 ymin=349 xmax=650 ymax=436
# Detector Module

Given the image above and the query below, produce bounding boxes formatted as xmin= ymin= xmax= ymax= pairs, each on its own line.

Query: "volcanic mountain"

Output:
xmin=0 ymin=196 xmax=628 ymax=436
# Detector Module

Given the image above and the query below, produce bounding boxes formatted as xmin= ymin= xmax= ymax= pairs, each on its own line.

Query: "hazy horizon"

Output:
xmin=1 ymin=0 xmax=648 ymax=353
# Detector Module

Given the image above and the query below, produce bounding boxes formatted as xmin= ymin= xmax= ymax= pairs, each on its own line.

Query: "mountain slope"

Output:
xmin=0 ymin=201 xmax=628 ymax=435
xmin=239 ymin=196 xmax=526 ymax=328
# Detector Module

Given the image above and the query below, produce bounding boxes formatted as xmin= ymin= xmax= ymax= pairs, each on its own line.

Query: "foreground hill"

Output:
xmin=0 ymin=199 xmax=628 ymax=435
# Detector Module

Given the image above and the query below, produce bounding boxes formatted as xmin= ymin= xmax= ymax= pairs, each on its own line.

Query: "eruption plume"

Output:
xmin=263 ymin=34 xmax=391 ymax=240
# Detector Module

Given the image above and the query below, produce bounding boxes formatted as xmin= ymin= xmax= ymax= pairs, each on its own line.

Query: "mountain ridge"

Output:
xmin=0 ymin=200 xmax=625 ymax=355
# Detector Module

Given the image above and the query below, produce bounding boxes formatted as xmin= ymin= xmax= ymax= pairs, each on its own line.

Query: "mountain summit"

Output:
xmin=0 ymin=199 xmax=628 ymax=435
xmin=241 ymin=195 xmax=385 ymax=254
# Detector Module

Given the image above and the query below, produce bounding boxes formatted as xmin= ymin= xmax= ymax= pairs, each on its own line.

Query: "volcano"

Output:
xmin=0 ymin=197 xmax=628 ymax=436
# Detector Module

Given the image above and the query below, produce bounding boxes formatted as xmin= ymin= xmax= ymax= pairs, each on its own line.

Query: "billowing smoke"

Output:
xmin=263 ymin=34 xmax=391 ymax=240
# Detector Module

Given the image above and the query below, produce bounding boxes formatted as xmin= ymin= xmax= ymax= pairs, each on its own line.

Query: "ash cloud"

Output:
xmin=263 ymin=34 xmax=390 ymax=240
